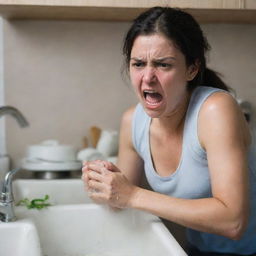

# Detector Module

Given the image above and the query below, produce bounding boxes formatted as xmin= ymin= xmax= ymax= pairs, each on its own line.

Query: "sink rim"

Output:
xmin=0 ymin=218 xmax=42 ymax=256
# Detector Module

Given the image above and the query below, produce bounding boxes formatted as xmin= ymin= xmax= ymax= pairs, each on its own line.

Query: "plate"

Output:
xmin=21 ymin=158 xmax=82 ymax=171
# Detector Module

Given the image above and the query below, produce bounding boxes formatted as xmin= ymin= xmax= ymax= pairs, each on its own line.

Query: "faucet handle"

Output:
xmin=1 ymin=168 xmax=20 ymax=202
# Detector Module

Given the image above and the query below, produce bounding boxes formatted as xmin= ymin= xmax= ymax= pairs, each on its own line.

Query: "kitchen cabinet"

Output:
xmin=244 ymin=0 xmax=256 ymax=9
xmin=0 ymin=0 xmax=255 ymax=23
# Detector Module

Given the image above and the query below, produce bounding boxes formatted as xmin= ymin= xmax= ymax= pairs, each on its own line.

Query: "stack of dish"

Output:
xmin=22 ymin=140 xmax=82 ymax=178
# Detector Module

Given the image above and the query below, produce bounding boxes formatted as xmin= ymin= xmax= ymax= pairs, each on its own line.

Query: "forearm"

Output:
xmin=129 ymin=187 xmax=247 ymax=239
xmin=84 ymin=161 xmax=248 ymax=239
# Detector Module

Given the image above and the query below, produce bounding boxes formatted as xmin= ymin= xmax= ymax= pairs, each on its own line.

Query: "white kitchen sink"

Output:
xmin=9 ymin=179 xmax=187 ymax=255
xmin=0 ymin=220 xmax=41 ymax=256
xmin=13 ymin=179 xmax=92 ymax=205
xmin=14 ymin=204 xmax=187 ymax=256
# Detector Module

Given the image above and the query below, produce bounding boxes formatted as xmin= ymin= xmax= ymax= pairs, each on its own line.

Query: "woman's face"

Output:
xmin=129 ymin=34 xmax=197 ymax=118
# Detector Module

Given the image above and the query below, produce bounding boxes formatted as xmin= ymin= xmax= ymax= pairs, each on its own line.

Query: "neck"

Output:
xmin=152 ymin=91 xmax=191 ymax=135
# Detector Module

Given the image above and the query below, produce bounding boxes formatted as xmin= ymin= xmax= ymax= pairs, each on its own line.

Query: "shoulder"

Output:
xmin=121 ymin=104 xmax=146 ymax=127
xmin=119 ymin=105 xmax=138 ymax=153
xmin=200 ymin=91 xmax=242 ymax=121
xmin=120 ymin=105 xmax=138 ymax=139
xmin=198 ymin=91 xmax=251 ymax=149
xmin=121 ymin=105 xmax=137 ymax=127
xmin=201 ymin=91 xmax=238 ymax=116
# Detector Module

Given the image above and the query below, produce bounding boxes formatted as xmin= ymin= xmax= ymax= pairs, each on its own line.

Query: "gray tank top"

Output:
xmin=132 ymin=86 xmax=256 ymax=254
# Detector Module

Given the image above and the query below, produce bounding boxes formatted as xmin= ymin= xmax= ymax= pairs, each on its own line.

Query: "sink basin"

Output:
xmin=13 ymin=179 xmax=92 ymax=205
xmin=0 ymin=220 xmax=41 ymax=256
xmin=10 ymin=179 xmax=187 ymax=255
xmin=15 ymin=204 xmax=187 ymax=256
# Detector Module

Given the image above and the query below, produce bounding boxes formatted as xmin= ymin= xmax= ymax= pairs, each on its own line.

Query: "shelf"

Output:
xmin=0 ymin=0 xmax=255 ymax=23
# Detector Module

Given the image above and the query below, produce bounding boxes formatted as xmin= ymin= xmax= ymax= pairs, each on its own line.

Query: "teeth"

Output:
xmin=143 ymin=90 xmax=159 ymax=98
xmin=143 ymin=89 xmax=163 ymax=106
xmin=143 ymin=90 xmax=158 ymax=93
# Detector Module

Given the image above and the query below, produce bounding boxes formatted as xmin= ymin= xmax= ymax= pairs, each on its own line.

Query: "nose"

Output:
xmin=142 ymin=66 xmax=156 ymax=84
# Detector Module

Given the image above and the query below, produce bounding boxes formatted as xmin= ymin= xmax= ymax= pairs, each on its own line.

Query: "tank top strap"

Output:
xmin=183 ymin=86 xmax=227 ymax=158
xmin=132 ymin=103 xmax=151 ymax=158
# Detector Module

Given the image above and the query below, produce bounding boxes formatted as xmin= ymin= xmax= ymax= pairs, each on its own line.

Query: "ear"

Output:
xmin=186 ymin=60 xmax=200 ymax=81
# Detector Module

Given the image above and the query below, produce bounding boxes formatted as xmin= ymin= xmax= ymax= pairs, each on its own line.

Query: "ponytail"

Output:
xmin=187 ymin=67 xmax=230 ymax=92
xmin=202 ymin=68 xmax=230 ymax=91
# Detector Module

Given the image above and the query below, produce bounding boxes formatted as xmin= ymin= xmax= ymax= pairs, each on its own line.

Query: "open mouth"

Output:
xmin=143 ymin=90 xmax=163 ymax=106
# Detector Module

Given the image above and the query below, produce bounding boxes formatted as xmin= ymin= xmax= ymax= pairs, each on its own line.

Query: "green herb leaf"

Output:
xmin=16 ymin=194 xmax=52 ymax=210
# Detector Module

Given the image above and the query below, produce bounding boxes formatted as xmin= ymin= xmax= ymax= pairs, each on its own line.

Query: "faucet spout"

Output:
xmin=0 ymin=168 xmax=21 ymax=222
xmin=1 ymin=168 xmax=20 ymax=202
xmin=0 ymin=106 xmax=29 ymax=127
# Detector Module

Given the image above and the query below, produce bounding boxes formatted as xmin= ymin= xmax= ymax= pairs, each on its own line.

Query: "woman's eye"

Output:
xmin=131 ymin=62 xmax=145 ymax=68
xmin=157 ymin=62 xmax=171 ymax=68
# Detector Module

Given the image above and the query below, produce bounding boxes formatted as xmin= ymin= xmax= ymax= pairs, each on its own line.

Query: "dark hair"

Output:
xmin=123 ymin=7 xmax=229 ymax=91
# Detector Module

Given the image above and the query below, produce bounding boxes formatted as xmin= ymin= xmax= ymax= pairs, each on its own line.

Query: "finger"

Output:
xmin=88 ymin=179 xmax=105 ymax=192
xmin=82 ymin=160 xmax=101 ymax=173
xmin=87 ymin=170 xmax=103 ymax=182
xmin=82 ymin=162 xmax=90 ymax=173
xmin=81 ymin=172 xmax=89 ymax=182
xmin=89 ymin=191 xmax=106 ymax=204
xmin=82 ymin=166 xmax=87 ymax=173
xmin=95 ymin=160 xmax=105 ymax=165
xmin=100 ymin=161 xmax=120 ymax=173
xmin=81 ymin=172 xmax=90 ymax=192
xmin=87 ymin=163 xmax=108 ymax=174
xmin=90 ymin=160 xmax=105 ymax=166
xmin=82 ymin=160 xmax=102 ymax=170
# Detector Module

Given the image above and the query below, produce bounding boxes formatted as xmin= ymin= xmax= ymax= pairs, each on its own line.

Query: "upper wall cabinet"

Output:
xmin=0 ymin=0 xmax=255 ymax=23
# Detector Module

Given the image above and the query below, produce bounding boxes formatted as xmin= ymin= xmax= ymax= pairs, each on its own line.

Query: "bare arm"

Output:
xmin=116 ymin=106 xmax=144 ymax=186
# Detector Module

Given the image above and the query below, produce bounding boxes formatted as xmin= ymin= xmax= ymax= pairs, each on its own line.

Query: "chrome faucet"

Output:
xmin=0 ymin=168 xmax=20 ymax=222
xmin=0 ymin=107 xmax=28 ymax=221
xmin=0 ymin=106 xmax=29 ymax=127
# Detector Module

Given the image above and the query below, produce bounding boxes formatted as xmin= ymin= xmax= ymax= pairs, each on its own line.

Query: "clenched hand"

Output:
xmin=81 ymin=160 xmax=138 ymax=209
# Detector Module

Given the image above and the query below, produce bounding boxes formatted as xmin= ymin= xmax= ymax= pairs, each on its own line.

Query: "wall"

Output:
xmin=4 ymin=20 xmax=137 ymax=168
xmin=202 ymin=23 xmax=256 ymax=115
xmin=3 ymin=20 xmax=256 ymax=168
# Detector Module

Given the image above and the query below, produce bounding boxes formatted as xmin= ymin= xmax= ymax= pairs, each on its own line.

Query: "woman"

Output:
xmin=82 ymin=7 xmax=256 ymax=256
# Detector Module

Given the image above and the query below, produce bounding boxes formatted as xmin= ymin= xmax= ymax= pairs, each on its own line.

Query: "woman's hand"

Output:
xmin=81 ymin=160 xmax=138 ymax=209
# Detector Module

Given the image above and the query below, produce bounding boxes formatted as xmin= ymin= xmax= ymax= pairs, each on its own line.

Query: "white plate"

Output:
xmin=21 ymin=158 xmax=82 ymax=171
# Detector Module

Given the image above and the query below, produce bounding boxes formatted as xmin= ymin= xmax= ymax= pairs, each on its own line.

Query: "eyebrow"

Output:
xmin=130 ymin=57 xmax=176 ymax=61
xmin=155 ymin=57 xmax=176 ymax=61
